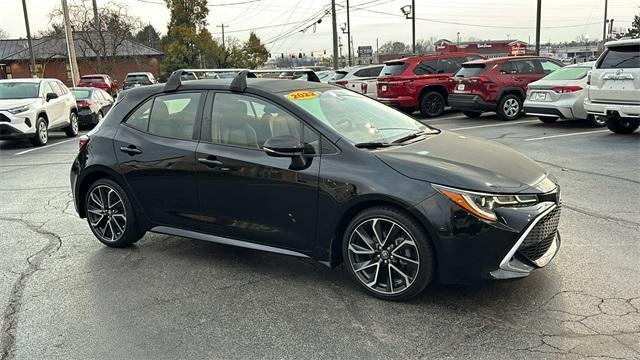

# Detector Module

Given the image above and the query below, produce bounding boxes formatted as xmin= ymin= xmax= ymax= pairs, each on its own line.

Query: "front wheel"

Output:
xmin=65 ymin=112 xmax=79 ymax=137
xmin=606 ymin=118 xmax=639 ymax=134
xmin=29 ymin=117 xmax=48 ymax=146
xmin=85 ymin=179 xmax=144 ymax=247
xmin=538 ymin=116 xmax=558 ymax=123
xmin=343 ymin=207 xmax=434 ymax=301
xmin=497 ymin=94 xmax=523 ymax=121
xmin=419 ymin=91 xmax=446 ymax=118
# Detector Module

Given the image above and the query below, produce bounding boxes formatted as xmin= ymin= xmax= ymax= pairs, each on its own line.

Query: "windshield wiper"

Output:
xmin=391 ymin=130 xmax=430 ymax=144
xmin=355 ymin=142 xmax=395 ymax=149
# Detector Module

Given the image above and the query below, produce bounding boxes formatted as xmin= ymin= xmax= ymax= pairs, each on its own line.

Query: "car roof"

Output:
xmin=386 ymin=53 xmax=481 ymax=63
xmin=605 ymin=38 xmax=640 ymax=47
xmin=464 ymin=56 xmax=552 ymax=64
xmin=126 ymin=72 xmax=153 ymax=76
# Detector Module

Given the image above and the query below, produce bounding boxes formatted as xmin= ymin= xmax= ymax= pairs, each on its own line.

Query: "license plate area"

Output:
xmin=532 ymin=92 xmax=549 ymax=101
xmin=456 ymin=84 xmax=465 ymax=91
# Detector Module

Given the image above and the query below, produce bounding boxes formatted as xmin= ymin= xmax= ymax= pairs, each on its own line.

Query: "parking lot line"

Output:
xmin=450 ymin=120 xmax=538 ymax=131
xmin=14 ymin=138 xmax=78 ymax=156
xmin=422 ymin=114 xmax=468 ymax=122
xmin=524 ymin=130 xmax=610 ymax=141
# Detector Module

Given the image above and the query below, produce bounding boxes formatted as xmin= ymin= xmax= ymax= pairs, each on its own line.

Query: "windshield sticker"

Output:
xmin=287 ymin=91 xmax=318 ymax=101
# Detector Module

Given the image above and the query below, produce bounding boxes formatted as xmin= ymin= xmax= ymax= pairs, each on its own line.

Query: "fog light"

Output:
xmin=25 ymin=118 xmax=31 ymax=127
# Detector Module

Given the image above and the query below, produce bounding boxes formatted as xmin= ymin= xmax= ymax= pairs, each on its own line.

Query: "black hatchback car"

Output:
xmin=71 ymin=70 xmax=562 ymax=300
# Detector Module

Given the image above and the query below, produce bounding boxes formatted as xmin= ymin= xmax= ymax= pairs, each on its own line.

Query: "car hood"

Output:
xmin=0 ymin=98 xmax=40 ymax=110
xmin=375 ymin=131 xmax=553 ymax=194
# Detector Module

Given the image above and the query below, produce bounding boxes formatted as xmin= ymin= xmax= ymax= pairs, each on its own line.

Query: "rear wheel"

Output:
xmin=606 ymin=118 xmax=639 ymax=134
xmin=419 ymin=91 xmax=446 ymax=118
xmin=538 ymin=116 xmax=558 ymax=123
xmin=463 ymin=111 xmax=482 ymax=118
xmin=343 ymin=207 xmax=434 ymax=301
xmin=29 ymin=117 xmax=48 ymax=146
xmin=586 ymin=115 xmax=606 ymax=127
xmin=497 ymin=94 xmax=523 ymax=121
xmin=64 ymin=112 xmax=79 ymax=137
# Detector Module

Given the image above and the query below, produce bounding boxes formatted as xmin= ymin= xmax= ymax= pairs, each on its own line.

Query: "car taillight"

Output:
xmin=77 ymin=100 xmax=93 ymax=107
xmin=79 ymin=135 xmax=89 ymax=151
xmin=552 ymin=86 xmax=582 ymax=93
xmin=336 ymin=80 xmax=348 ymax=86
xmin=361 ymin=82 xmax=368 ymax=94
xmin=470 ymin=76 xmax=493 ymax=84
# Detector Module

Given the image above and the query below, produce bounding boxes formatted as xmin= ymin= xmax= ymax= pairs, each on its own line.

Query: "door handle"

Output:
xmin=119 ymin=145 xmax=142 ymax=155
xmin=198 ymin=158 xmax=224 ymax=168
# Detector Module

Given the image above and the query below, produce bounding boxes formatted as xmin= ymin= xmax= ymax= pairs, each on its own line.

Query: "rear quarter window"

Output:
xmin=455 ymin=64 xmax=486 ymax=77
xmin=598 ymin=45 xmax=640 ymax=69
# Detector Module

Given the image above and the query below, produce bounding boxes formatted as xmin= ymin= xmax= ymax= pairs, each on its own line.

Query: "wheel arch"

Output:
xmin=37 ymin=111 xmax=49 ymax=125
xmin=76 ymin=166 xmax=125 ymax=218
xmin=497 ymin=87 xmax=525 ymax=101
xmin=419 ymin=84 xmax=449 ymax=104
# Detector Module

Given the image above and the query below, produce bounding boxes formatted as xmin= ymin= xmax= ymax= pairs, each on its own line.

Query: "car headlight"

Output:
xmin=7 ymin=105 xmax=31 ymax=115
xmin=433 ymin=184 xmax=538 ymax=222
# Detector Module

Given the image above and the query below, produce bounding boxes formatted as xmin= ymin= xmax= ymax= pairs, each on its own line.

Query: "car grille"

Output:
xmin=517 ymin=206 xmax=561 ymax=262
xmin=0 ymin=114 xmax=10 ymax=123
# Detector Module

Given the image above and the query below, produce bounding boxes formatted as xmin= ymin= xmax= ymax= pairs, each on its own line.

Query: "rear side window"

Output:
xmin=125 ymin=99 xmax=152 ymax=131
xmin=598 ymin=45 xmax=640 ymax=69
xmin=513 ymin=60 xmax=540 ymax=74
xmin=455 ymin=64 xmax=486 ymax=77
xmin=414 ymin=60 xmax=439 ymax=75
xmin=353 ymin=66 xmax=382 ymax=78
xmin=148 ymin=93 xmax=201 ymax=140
xmin=380 ymin=62 xmax=408 ymax=76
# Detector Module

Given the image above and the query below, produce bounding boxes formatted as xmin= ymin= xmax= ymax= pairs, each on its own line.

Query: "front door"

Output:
xmin=114 ymin=91 xmax=204 ymax=229
xmin=195 ymin=92 xmax=321 ymax=252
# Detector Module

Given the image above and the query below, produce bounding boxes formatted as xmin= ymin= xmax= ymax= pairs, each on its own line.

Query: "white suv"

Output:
xmin=0 ymin=78 xmax=78 ymax=146
xmin=329 ymin=64 xmax=384 ymax=98
xmin=584 ymin=39 xmax=640 ymax=134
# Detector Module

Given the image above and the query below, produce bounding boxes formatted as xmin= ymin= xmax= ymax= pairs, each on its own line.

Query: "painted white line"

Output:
xmin=524 ymin=130 xmax=610 ymax=141
xmin=450 ymin=120 xmax=538 ymax=131
xmin=422 ymin=114 xmax=468 ymax=122
xmin=15 ymin=138 xmax=77 ymax=155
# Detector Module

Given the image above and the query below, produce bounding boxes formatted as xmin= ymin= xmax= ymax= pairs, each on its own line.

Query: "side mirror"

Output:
xmin=263 ymin=136 xmax=304 ymax=157
xmin=46 ymin=92 xmax=58 ymax=102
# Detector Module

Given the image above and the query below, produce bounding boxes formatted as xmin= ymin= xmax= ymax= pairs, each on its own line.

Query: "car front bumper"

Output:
xmin=413 ymin=189 xmax=561 ymax=284
xmin=0 ymin=110 xmax=38 ymax=139
xmin=584 ymin=99 xmax=640 ymax=118
xmin=448 ymin=94 xmax=496 ymax=112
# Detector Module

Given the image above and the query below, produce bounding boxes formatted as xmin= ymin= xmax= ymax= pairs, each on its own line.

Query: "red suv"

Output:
xmin=377 ymin=53 xmax=483 ymax=117
xmin=449 ymin=56 xmax=564 ymax=120
xmin=77 ymin=74 xmax=119 ymax=97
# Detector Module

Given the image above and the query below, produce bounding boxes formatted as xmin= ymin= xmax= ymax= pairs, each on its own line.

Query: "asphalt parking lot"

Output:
xmin=1 ymin=112 xmax=639 ymax=359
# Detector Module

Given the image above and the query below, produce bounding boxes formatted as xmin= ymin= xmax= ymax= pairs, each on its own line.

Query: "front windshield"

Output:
xmin=0 ymin=82 xmax=40 ymax=99
xmin=282 ymin=88 xmax=434 ymax=145
xmin=543 ymin=66 xmax=590 ymax=80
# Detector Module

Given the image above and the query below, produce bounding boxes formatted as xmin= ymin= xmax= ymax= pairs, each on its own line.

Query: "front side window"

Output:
xmin=598 ymin=45 xmax=640 ymax=69
xmin=148 ymin=93 xmax=201 ymax=140
xmin=514 ymin=60 xmax=540 ymax=74
xmin=49 ymin=81 xmax=65 ymax=96
xmin=455 ymin=64 xmax=486 ymax=78
xmin=0 ymin=82 xmax=40 ymax=99
xmin=282 ymin=88 xmax=434 ymax=146
xmin=210 ymin=93 xmax=320 ymax=154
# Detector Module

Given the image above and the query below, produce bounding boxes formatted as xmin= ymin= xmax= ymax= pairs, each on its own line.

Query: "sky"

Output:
xmin=1 ymin=0 xmax=637 ymax=55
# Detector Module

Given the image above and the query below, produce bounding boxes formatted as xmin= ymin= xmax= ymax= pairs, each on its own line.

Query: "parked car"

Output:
xmin=329 ymin=64 xmax=384 ymax=98
xmin=122 ymin=72 xmax=157 ymax=90
xmin=316 ymin=70 xmax=335 ymax=83
xmin=449 ymin=56 xmax=564 ymax=120
xmin=584 ymin=38 xmax=640 ymax=134
xmin=0 ymin=78 xmax=78 ymax=146
xmin=524 ymin=62 xmax=604 ymax=126
xmin=376 ymin=53 xmax=483 ymax=116
xmin=77 ymin=74 xmax=119 ymax=97
xmin=71 ymin=69 xmax=562 ymax=301
xmin=70 ymin=87 xmax=114 ymax=128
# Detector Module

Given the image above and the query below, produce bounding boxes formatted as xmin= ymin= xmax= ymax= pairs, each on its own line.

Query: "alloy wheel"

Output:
xmin=423 ymin=94 xmax=444 ymax=116
xmin=71 ymin=113 xmax=79 ymax=134
xmin=38 ymin=121 xmax=48 ymax=143
xmin=503 ymin=98 xmax=520 ymax=118
xmin=87 ymin=185 xmax=127 ymax=243
xmin=347 ymin=218 xmax=420 ymax=295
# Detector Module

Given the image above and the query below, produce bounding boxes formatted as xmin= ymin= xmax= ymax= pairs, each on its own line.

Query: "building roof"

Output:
xmin=0 ymin=32 xmax=163 ymax=61
xmin=436 ymin=39 xmax=528 ymax=46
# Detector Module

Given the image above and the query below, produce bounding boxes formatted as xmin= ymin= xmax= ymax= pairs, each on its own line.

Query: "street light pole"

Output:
xmin=535 ymin=0 xmax=542 ymax=55
xmin=411 ymin=0 xmax=415 ymax=54
xmin=602 ymin=0 xmax=608 ymax=44
xmin=346 ymin=0 xmax=351 ymax=67
xmin=21 ymin=0 xmax=37 ymax=78
xmin=331 ymin=0 xmax=339 ymax=69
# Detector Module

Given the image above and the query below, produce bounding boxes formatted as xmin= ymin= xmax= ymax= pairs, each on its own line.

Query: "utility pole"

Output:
xmin=21 ymin=0 xmax=37 ymax=78
xmin=376 ymin=38 xmax=379 ymax=64
xmin=62 ymin=0 xmax=80 ymax=86
xmin=217 ymin=23 xmax=228 ymax=50
xmin=331 ymin=0 xmax=338 ymax=69
xmin=411 ymin=0 xmax=415 ymax=54
xmin=608 ymin=19 xmax=615 ymax=41
xmin=602 ymin=0 xmax=608 ymax=44
xmin=535 ymin=0 xmax=541 ymax=55
xmin=92 ymin=0 xmax=99 ymax=30
xmin=346 ymin=0 xmax=351 ymax=67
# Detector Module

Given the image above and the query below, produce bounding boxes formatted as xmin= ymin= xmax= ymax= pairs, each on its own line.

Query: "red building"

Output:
xmin=435 ymin=39 xmax=534 ymax=58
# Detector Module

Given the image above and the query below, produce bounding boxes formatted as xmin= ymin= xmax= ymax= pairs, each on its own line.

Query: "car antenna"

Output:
xmin=230 ymin=70 xmax=256 ymax=92
xmin=164 ymin=69 xmax=184 ymax=92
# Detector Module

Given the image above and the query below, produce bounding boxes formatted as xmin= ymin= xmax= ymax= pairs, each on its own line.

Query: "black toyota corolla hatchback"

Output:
xmin=71 ymin=70 xmax=561 ymax=300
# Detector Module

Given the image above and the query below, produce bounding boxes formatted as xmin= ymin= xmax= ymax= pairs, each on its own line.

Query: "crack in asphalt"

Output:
xmin=0 ymin=217 xmax=64 ymax=360
xmin=535 ymin=159 xmax=640 ymax=185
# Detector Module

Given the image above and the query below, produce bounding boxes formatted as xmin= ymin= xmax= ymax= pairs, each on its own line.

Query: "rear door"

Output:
xmin=114 ymin=91 xmax=204 ymax=229
xmin=590 ymin=44 xmax=640 ymax=103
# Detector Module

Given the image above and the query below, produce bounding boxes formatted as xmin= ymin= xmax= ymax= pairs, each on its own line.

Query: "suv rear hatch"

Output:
xmin=377 ymin=61 xmax=410 ymax=98
xmin=589 ymin=44 xmax=640 ymax=104
xmin=452 ymin=63 xmax=492 ymax=96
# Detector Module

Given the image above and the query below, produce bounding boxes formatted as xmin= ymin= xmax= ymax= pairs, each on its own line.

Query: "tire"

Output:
xmin=419 ymin=91 xmax=446 ymax=118
xmin=85 ymin=178 xmax=144 ymax=248
xmin=586 ymin=115 xmax=606 ymax=127
xmin=29 ymin=117 xmax=48 ymax=146
xmin=538 ymin=116 xmax=558 ymax=123
xmin=463 ymin=111 xmax=482 ymax=118
xmin=497 ymin=94 xmax=523 ymax=121
xmin=606 ymin=118 xmax=640 ymax=134
xmin=342 ymin=206 xmax=435 ymax=301
xmin=64 ymin=111 xmax=79 ymax=137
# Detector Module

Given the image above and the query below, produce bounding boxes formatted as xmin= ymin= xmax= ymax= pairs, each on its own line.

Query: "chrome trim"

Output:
xmin=496 ymin=203 xmax=557 ymax=274
xmin=150 ymin=226 xmax=311 ymax=258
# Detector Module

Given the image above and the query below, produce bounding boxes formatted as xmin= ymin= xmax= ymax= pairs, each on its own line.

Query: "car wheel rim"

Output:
xmin=425 ymin=95 xmax=443 ymax=115
xmin=97 ymin=113 xmax=103 ymax=122
xmin=348 ymin=218 xmax=420 ymax=295
xmin=87 ymin=185 xmax=127 ymax=242
xmin=71 ymin=114 xmax=78 ymax=133
xmin=38 ymin=122 xmax=47 ymax=142
xmin=595 ymin=117 xmax=605 ymax=125
xmin=503 ymin=98 xmax=519 ymax=117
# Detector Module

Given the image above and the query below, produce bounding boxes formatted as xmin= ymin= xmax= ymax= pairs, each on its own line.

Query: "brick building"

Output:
xmin=0 ymin=33 xmax=163 ymax=85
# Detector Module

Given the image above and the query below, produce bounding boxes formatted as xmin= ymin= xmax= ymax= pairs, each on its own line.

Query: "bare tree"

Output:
xmin=49 ymin=0 xmax=142 ymax=74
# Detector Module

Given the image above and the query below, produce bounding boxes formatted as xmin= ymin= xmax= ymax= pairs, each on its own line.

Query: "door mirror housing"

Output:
xmin=263 ymin=136 xmax=304 ymax=157
xmin=45 ymin=92 xmax=58 ymax=102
